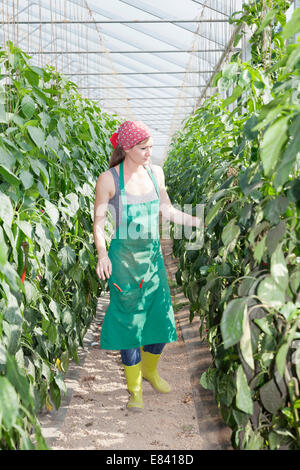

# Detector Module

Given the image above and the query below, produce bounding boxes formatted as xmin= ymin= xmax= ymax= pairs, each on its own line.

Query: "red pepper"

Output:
xmin=113 ymin=282 xmax=122 ymax=292
xmin=21 ymin=269 xmax=26 ymax=283
xmin=139 ymin=279 xmax=143 ymax=289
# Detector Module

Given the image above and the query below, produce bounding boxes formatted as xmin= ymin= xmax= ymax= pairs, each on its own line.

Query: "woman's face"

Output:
xmin=125 ymin=137 xmax=153 ymax=164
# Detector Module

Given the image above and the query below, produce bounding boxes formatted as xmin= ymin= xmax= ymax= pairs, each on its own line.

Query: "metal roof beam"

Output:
xmin=78 ymin=85 xmax=206 ymax=89
xmin=64 ymin=71 xmax=212 ymax=75
xmin=25 ymin=49 xmax=224 ymax=54
xmin=2 ymin=19 xmax=228 ymax=24
xmin=97 ymin=97 xmax=199 ymax=100
xmin=103 ymin=106 xmax=195 ymax=108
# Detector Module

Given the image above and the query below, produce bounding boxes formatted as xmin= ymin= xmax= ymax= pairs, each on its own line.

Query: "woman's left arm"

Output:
xmin=153 ymin=165 xmax=201 ymax=228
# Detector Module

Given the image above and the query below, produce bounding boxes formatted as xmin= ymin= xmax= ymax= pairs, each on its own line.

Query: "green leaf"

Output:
xmin=34 ymin=223 xmax=52 ymax=254
xmin=0 ymin=376 xmax=19 ymax=430
xmin=266 ymin=221 xmax=286 ymax=256
xmin=264 ymin=196 xmax=289 ymax=224
xmin=57 ymin=118 xmax=67 ymax=142
xmin=65 ymin=193 xmax=79 ymax=218
xmin=0 ymin=191 xmax=14 ymax=227
xmin=282 ymin=8 xmax=300 ymax=39
xmin=16 ymin=220 xmax=32 ymax=239
xmin=23 ymin=280 xmax=40 ymax=304
xmin=270 ymin=244 xmax=288 ymax=291
xmin=274 ymin=117 xmax=300 ymax=190
xmin=0 ymin=165 xmax=21 ymax=186
xmin=253 ymin=317 xmax=273 ymax=336
xmin=260 ymin=117 xmax=289 ymax=177
xmin=54 ymin=371 xmax=67 ymax=395
xmin=222 ymin=85 xmax=243 ymax=107
xmin=21 ymin=95 xmax=35 ymax=119
xmin=221 ymin=298 xmax=247 ymax=349
xmin=253 ymin=234 xmax=267 ymax=264
xmin=256 ymin=8 xmax=278 ymax=34
xmin=79 ymin=247 xmax=90 ymax=270
xmin=221 ymin=218 xmax=240 ymax=252
xmin=217 ymin=374 xmax=236 ymax=406
xmin=257 ymin=276 xmax=285 ymax=308
xmin=69 ymin=263 xmax=83 ymax=283
xmin=48 ymin=323 xmax=57 ymax=344
xmin=0 ymin=103 xmax=7 ymax=123
xmin=276 ymin=342 xmax=290 ymax=379
xmin=260 ymin=378 xmax=284 ymax=414
xmin=6 ymin=355 xmax=33 ymax=408
xmin=49 ymin=299 xmax=62 ymax=321
xmin=276 ymin=322 xmax=299 ymax=377
xmin=240 ymin=307 xmax=254 ymax=371
xmin=44 ymin=200 xmax=59 ymax=225
xmin=236 ymin=365 xmax=253 ymax=414
xmin=0 ymin=145 xmax=16 ymax=170
xmin=27 ymin=126 xmax=45 ymax=149
xmin=19 ymin=169 xmax=34 ymax=190
xmin=205 ymin=199 xmax=225 ymax=225
xmin=50 ymin=379 xmax=61 ymax=410
xmin=61 ymin=307 xmax=74 ymax=334
xmin=24 ymin=69 xmax=40 ymax=87
xmin=0 ymin=225 xmax=8 ymax=266
xmin=58 ymin=245 xmax=76 ymax=271
xmin=278 ymin=302 xmax=297 ymax=321
xmin=290 ymin=270 xmax=300 ymax=295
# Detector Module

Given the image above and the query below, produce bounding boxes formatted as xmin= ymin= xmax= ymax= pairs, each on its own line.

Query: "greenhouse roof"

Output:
xmin=1 ymin=0 xmax=245 ymax=164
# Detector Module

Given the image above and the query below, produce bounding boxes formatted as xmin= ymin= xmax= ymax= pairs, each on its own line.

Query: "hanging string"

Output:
xmin=84 ymin=0 xmax=134 ymax=119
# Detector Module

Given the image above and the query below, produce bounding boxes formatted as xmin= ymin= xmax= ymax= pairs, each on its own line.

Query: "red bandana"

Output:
xmin=110 ymin=121 xmax=151 ymax=150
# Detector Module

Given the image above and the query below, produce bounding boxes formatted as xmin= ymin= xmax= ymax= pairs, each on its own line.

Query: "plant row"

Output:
xmin=0 ymin=43 xmax=117 ymax=449
xmin=164 ymin=3 xmax=300 ymax=450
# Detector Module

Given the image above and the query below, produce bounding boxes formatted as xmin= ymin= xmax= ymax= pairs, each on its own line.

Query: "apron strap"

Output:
xmin=145 ymin=164 xmax=160 ymax=200
xmin=119 ymin=159 xmax=127 ymax=204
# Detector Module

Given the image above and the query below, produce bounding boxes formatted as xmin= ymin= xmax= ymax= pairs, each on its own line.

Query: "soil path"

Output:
xmin=39 ymin=238 xmax=231 ymax=450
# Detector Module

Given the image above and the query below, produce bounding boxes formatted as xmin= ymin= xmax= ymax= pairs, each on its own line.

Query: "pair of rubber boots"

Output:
xmin=123 ymin=346 xmax=170 ymax=409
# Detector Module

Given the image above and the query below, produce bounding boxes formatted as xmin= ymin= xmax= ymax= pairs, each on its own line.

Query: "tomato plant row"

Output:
xmin=164 ymin=3 xmax=300 ymax=450
xmin=0 ymin=43 xmax=117 ymax=449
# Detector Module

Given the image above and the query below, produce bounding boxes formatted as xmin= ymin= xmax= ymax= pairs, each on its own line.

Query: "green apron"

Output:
xmin=100 ymin=160 xmax=177 ymax=350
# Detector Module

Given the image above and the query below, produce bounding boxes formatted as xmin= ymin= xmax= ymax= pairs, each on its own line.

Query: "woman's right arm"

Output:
xmin=93 ymin=172 xmax=112 ymax=280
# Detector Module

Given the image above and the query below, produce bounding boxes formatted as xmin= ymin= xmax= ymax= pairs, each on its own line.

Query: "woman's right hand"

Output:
xmin=96 ymin=254 xmax=112 ymax=280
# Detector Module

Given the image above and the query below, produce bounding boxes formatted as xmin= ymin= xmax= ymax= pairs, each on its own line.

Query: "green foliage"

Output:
xmin=0 ymin=42 xmax=118 ymax=449
xmin=164 ymin=5 xmax=300 ymax=450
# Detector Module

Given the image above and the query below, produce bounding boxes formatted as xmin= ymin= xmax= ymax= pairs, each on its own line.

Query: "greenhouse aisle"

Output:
xmin=39 ymin=237 xmax=231 ymax=451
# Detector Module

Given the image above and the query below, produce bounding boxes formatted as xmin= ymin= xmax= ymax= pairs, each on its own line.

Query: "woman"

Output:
xmin=93 ymin=121 xmax=201 ymax=410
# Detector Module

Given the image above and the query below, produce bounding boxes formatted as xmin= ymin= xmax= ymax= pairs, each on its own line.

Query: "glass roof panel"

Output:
xmin=0 ymin=0 xmax=245 ymax=163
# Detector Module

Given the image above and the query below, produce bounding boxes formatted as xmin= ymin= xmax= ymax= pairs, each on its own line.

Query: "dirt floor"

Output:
xmin=39 ymin=238 xmax=231 ymax=451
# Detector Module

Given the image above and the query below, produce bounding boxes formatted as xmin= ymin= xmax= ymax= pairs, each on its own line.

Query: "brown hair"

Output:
xmin=108 ymin=145 xmax=126 ymax=168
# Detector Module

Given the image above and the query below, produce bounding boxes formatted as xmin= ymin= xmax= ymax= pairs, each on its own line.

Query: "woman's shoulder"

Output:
xmin=96 ymin=167 xmax=117 ymax=199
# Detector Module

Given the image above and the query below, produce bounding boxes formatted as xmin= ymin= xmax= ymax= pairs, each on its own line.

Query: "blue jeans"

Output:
xmin=121 ymin=343 xmax=165 ymax=366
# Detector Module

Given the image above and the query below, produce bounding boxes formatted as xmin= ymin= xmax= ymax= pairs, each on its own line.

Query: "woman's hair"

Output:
xmin=108 ymin=145 xmax=126 ymax=168
xmin=108 ymin=137 xmax=152 ymax=168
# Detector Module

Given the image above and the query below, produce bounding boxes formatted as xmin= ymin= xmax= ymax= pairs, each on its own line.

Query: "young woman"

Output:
xmin=93 ymin=121 xmax=201 ymax=410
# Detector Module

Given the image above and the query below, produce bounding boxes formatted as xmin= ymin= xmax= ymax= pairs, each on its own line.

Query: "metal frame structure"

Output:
xmin=0 ymin=0 xmax=245 ymax=164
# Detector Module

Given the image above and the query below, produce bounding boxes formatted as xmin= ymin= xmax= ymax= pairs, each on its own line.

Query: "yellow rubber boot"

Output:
xmin=123 ymin=362 xmax=144 ymax=409
xmin=140 ymin=348 xmax=171 ymax=393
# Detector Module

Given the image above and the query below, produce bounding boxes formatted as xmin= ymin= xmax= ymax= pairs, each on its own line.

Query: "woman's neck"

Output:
xmin=123 ymin=158 xmax=146 ymax=176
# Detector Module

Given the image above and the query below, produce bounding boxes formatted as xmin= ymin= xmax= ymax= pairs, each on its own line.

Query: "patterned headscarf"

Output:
xmin=110 ymin=121 xmax=152 ymax=150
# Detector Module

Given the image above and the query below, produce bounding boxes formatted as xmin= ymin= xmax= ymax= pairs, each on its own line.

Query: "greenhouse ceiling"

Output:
xmin=0 ymin=0 xmax=245 ymax=164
